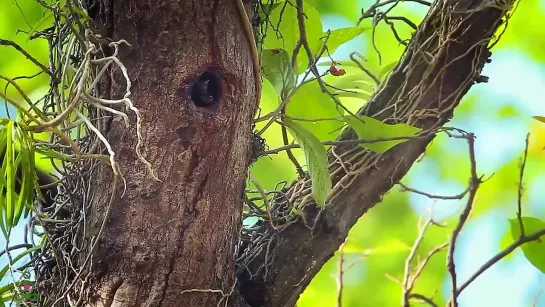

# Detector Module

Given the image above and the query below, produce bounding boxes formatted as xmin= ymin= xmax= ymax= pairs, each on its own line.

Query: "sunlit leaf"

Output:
xmin=258 ymin=0 xmax=285 ymax=30
xmin=322 ymin=27 xmax=368 ymax=55
xmin=331 ymin=73 xmax=376 ymax=101
xmin=260 ymin=76 xmax=280 ymax=108
xmin=263 ymin=0 xmax=323 ymax=74
xmin=343 ymin=115 xmax=421 ymax=153
xmin=497 ymin=104 xmax=519 ymax=118
xmin=533 ymin=116 xmax=545 ymax=123
xmin=331 ymin=73 xmax=376 ymax=91
xmin=286 ymin=80 xmax=345 ymax=141
xmin=284 ymin=118 xmax=331 ymax=207
xmin=335 ymin=89 xmax=373 ymax=100
xmin=509 ymin=217 xmax=545 ymax=273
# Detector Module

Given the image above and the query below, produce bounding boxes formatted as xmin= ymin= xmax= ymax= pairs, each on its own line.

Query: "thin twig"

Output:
xmin=516 ymin=134 xmax=530 ymax=237
xmin=0 ymin=39 xmax=59 ymax=82
xmin=250 ymin=172 xmax=279 ymax=230
xmin=447 ymin=133 xmax=481 ymax=307
xmin=456 ymin=227 xmax=545 ymax=295
xmin=349 ymin=52 xmax=381 ymax=85
xmin=295 ymin=0 xmax=359 ymax=120
xmin=263 ymin=134 xmax=428 ymax=155
xmin=335 ymin=239 xmax=347 ymax=307
xmin=402 ymin=218 xmax=430 ymax=306
xmin=409 ymin=293 xmax=439 ymax=307
xmin=399 ymin=182 xmax=470 ymax=200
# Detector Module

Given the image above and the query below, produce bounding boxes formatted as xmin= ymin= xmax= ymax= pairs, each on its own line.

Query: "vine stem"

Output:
xmin=234 ymin=0 xmax=262 ymax=111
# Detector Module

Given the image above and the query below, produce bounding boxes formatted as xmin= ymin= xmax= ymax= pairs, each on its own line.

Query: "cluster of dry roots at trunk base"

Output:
xmin=19 ymin=7 xmax=150 ymax=305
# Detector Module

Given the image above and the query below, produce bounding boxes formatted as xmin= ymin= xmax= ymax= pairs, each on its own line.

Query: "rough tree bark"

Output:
xmin=81 ymin=0 xmax=258 ymax=306
xmin=237 ymin=1 xmax=514 ymax=306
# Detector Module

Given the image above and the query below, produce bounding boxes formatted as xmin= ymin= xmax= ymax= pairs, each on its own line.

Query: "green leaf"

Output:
xmin=335 ymin=89 xmax=373 ymax=100
xmin=263 ymin=0 xmax=323 ymax=74
xmin=378 ymin=61 xmax=398 ymax=81
xmin=4 ymin=122 xmax=15 ymax=232
xmin=15 ymin=130 xmax=34 ymax=224
xmin=533 ymin=116 xmax=545 ymax=123
xmin=0 ymin=127 xmax=7 ymax=237
xmin=262 ymin=48 xmax=296 ymax=96
xmin=284 ymin=118 xmax=331 ymax=207
xmin=27 ymin=11 xmax=54 ymax=41
xmin=322 ymin=27 xmax=368 ymax=55
xmin=317 ymin=60 xmax=361 ymax=68
xmin=343 ymin=116 xmax=421 ymax=153
xmin=331 ymin=73 xmax=376 ymax=101
xmin=0 ymin=123 xmax=45 ymax=235
xmin=258 ymin=0 xmax=284 ymax=30
xmin=0 ymin=244 xmax=42 ymax=280
xmin=285 ymin=80 xmax=345 ymax=141
xmin=260 ymin=76 xmax=280 ymax=108
xmin=331 ymin=73 xmax=376 ymax=90
xmin=509 ymin=217 xmax=545 ymax=273
xmin=61 ymin=2 xmax=89 ymax=21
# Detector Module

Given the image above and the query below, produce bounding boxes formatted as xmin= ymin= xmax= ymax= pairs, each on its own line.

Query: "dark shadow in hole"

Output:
xmin=191 ymin=70 xmax=222 ymax=108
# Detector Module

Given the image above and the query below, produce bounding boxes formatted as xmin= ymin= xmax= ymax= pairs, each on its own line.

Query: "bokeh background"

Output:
xmin=1 ymin=0 xmax=544 ymax=306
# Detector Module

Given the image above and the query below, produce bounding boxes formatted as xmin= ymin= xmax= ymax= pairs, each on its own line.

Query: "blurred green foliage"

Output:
xmin=0 ymin=1 xmax=49 ymax=104
xmin=293 ymin=1 xmax=545 ymax=306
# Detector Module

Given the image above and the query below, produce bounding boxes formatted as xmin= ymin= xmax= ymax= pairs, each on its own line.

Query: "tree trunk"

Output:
xmin=81 ymin=0 xmax=257 ymax=306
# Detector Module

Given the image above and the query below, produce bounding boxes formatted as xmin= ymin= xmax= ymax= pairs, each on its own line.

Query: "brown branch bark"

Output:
xmin=238 ymin=1 xmax=514 ymax=306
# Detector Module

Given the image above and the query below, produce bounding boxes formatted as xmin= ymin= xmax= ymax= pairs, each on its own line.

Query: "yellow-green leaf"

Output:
xmin=509 ymin=217 xmax=545 ymax=273
xmin=533 ymin=116 xmax=545 ymax=123
xmin=343 ymin=115 xmax=421 ymax=153
xmin=260 ymin=76 xmax=280 ymax=108
xmin=263 ymin=1 xmax=323 ymax=74
xmin=322 ymin=27 xmax=369 ymax=55
xmin=5 ymin=122 xmax=15 ymax=231
xmin=285 ymin=80 xmax=345 ymax=141
xmin=284 ymin=118 xmax=331 ymax=207
xmin=331 ymin=73 xmax=376 ymax=91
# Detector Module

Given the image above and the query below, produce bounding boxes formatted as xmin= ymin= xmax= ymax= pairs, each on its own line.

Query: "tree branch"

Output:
xmin=238 ymin=1 xmax=515 ymax=306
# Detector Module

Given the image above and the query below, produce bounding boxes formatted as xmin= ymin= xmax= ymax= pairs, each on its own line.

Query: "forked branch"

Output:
xmin=237 ymin=1 xmax=515 ymax=306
